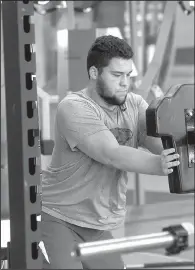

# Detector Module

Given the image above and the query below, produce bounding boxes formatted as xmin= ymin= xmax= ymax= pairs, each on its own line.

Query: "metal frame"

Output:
xmin=129 ymin=1 xmax=178 ymax=205
xmin=136 ymin=1 xmax=178 ymax=102
xmin=2 ymin=1 xmax=42 ymax=268
xmin=37 ymin=86 xmax=59 ymax=140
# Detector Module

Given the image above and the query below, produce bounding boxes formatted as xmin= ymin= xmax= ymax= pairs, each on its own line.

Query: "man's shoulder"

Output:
xmin=127 ymin=91 xmax=143 ymax=100
xmin=60 ymin=90 xmax=84 ymax=102
xmin=57 ymin=91 xmax=101 ymax=116
xmin=126 ymin=92 xmax=148 ymax=111
xmin=58 ymin=91 xmax=88 ymax=109
xmin=126 ymin=92 xmax=143 ymax=106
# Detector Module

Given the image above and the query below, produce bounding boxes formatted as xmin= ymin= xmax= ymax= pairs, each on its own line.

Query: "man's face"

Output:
xmin=96 ymin=57 xmax=133 ymax=106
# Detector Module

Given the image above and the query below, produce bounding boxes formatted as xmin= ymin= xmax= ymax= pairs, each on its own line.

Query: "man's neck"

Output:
xmin=84 ymin=83 xmax=118 ymax=111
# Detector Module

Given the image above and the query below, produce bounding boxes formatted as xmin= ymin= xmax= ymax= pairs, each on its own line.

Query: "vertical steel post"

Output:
xmin=139 ymin=1 xmax=147 ymax=77
xmin=128 ymin=1 xmax=145 ymax=205
xmin=2 ymin=1 xmax=42 ymax=268
xmin=129 ymin=1 xmax=139 ymax=73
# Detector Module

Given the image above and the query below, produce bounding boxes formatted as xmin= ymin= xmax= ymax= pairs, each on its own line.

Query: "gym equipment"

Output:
xmin=71 ymin=223 xmax=194 ymax=269
xmin=71 ymin=222 xmax=194 ymax=259
xmin=1 ymin=1 xmax=42 ymax=269
xmin=135 ymin=1 xmax=178 ymax=103
xmin=146 ymin=84 xmax=195 ymax=194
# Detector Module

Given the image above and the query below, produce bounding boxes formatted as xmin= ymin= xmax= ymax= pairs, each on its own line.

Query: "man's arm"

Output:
xmin=77 ymin=129 xmax=163 ymax=175
xmin=57 ymin=97 xmax=179 ymax=176
xmin=77 ymin=129 xmax=178 ymax=176
xmin=142 ymin=136 xmax=164 ymax=155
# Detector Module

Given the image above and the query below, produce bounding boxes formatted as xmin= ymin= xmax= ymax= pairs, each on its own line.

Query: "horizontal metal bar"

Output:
xmin=71 ymin=232 xmax=174 ymax=259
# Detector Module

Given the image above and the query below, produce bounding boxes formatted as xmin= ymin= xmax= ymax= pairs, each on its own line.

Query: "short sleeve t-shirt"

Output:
xmin=41 ymin=90 xmax=148 ymax=230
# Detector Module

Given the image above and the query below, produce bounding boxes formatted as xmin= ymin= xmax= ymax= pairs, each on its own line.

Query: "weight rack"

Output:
xmin=2 ymin=1 xmax=42 ymax=268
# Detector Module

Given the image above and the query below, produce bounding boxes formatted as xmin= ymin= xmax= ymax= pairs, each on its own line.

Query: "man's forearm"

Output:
xmin=110 ymin=145 xmax=163 ymax=176
xmin=143 ymin=136 xmax=164 ymax=155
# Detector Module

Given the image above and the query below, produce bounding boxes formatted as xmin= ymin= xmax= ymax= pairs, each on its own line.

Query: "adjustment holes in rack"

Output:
xmin=31 ymin=214 xmax=38 ymax=231
xmin=29 ymin=158 xmax=36 ymax=175
xmin=31 ymin=243 xmax=39 ymax=260
xmin=24 ymin=44 xmax=32 ymax=62
xmin=27 ymin=101 xmax=34 ymax=118
xmin=28 ymin=129 xmax=35 ymax=147
xmin=26 ymin=73 xmax=33 ymax=90
xmin=30 ymin=186 xmax=37 ymax=203
xmin=23 ymin=15 xmax=30 ymax=33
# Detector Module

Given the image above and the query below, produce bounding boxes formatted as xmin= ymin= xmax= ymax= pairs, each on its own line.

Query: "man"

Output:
xmin=41 ymin=35 xmax=180 ymax=269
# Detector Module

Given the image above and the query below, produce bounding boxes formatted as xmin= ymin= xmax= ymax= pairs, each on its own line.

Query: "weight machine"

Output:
xmin=1 ymin=1 xmax=194 ymax=269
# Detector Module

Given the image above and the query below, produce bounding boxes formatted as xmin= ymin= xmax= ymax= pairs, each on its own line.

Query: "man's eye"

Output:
xmin=113 ymin=74 xmax=120 ymax=77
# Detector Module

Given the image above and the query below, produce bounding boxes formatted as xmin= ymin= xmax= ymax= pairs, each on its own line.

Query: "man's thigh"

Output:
xmin=41 ymin=212 xmax=124 ymax=269
xmin=41 ymin=212 xmax=83 ymax=269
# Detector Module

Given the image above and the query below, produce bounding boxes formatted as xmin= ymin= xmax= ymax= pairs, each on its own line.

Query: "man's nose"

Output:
xmin=120 ymin=75 xmax=128 ymax=86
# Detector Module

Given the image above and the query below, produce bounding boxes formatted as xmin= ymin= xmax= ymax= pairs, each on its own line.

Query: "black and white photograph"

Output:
xmin=1 ymin=1 xmax=194 ymax=269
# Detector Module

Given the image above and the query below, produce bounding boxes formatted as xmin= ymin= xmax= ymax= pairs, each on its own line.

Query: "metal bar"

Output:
xmin=1 ymin=9 xmax=10 ymax=220
xmin=67 ymin=1 xmax=75 ymax=29
xmin=37 ymin=86 xmax=59 ymax=140
xmin=2 ymin=1 xmax=42 ymax=268
xmin=41 ymin=97 xmax=51 ymax=139
xmin=139 ymin=1 xmax=147 ymax=76
xmin=129 ymin=1 xmax=139 ymax=75
xmin=133 ymin=172 xmax=145 ymax=206
xmin=71 ymin=232 xmax=174 ymax=259
xmin=135 ymin=1 xmax=178 ymax=102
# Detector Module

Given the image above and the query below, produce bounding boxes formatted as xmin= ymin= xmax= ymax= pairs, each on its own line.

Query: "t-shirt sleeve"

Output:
xmin=56 ymin=97 xmax=108 ymax=151
xmin=137 ymin=95 xmax=149 ymax=147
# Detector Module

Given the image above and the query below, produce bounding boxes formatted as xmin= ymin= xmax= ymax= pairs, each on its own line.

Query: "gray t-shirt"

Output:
xmin=42 ymin=90 xmax=148 ymax=230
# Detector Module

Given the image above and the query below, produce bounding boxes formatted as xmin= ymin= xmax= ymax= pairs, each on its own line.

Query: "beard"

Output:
xmin=96 ymin=77 xmax=127 ymax=106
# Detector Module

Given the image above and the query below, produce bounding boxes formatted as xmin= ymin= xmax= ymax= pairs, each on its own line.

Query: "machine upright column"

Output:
xmin=2 ymin=1 xmax=42 ymax=268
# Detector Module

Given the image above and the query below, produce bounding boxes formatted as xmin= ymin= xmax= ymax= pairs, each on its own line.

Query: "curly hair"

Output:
xmin=87 ymin=35 xmax=134 ymax=77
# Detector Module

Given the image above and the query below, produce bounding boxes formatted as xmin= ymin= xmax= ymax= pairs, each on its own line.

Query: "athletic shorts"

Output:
xmin=40 ymin=212 xmax=125 ymax=269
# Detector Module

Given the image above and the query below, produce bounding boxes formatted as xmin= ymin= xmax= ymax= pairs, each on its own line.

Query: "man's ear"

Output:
xmin=89 ymin=66 xmax=98 ymax=80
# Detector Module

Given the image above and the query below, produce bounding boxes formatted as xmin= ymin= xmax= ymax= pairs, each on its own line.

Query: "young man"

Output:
xmin=41 ymin=35 xmax=180 ymax=269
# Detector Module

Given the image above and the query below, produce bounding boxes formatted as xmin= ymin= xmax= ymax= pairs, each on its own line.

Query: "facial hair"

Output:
xmin=96 ymin=77 xmax=127 ymax=106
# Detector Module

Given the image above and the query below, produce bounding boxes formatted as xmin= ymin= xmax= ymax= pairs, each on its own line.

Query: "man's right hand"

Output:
xmin=160 ymin=148 xmax=180 ymax=175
